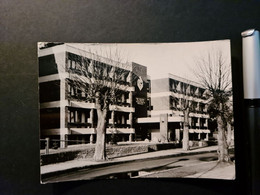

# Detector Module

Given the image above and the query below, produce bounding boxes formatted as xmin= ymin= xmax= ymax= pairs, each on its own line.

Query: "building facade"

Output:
xmin=39 ymin=43 xmax=149 ymax=148
xmin=39 ymin=43 xmax=213 ymax=148
xmin=137 ymin=74 xmax=211 ymax=143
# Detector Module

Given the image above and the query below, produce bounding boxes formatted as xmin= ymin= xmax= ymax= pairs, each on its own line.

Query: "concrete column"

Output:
xmin=60 ymin=78 xmax=68 ymax=148
xmin=90 ymin=134 xmax=94 ymax=144
xmin=198 ymin=133 xmax=201 ymax=140
xmin=81 ymin=112 xmax=85 ymax=123
xmin=189 ymin=117 xmax=192 ymax=126
xmin=60 ymin=134 xmax=68 ymax=148
xmin=160 ymin=114 xmax=168 ymax=142
xmin=111 ymin=110 xmax=115 ymax=126
xmin=206 ymin=133 xmax=209 ymax=141
xmin=70 ymin=111 xmax=74 ymax=123
xmin=56 ymin=53 xmax=69 ymax=148
xmin=122 ymin=93 xmax=125 ymax=103
xmin=90 ymin=109 xmax=94 ymax=127
xmin=129 ymin=112 xmax=133 ymax=128
xmin=175 ymin=129 xmax=180 ymax=142
xmin=75 ymin=110 xmax=78 ymax=123
xmin=129 ymin=133 xmax=133 ymax=142
xmin=197 ymin=117 xmax=200 ymax=128
xmin=205 ymin=119 xmax=208 ymax=128
xmin=60 ymin=105 xmax=68 ymax=148
xmin=45 ymin=138 xmax=50 ymax=154
xmin=122 ymin=115 xmax=125 ymax=125
xmin=129 ymin=91 xmax=133 ymax=107
xmin=180 ymin=122 xmax=183 ymax=130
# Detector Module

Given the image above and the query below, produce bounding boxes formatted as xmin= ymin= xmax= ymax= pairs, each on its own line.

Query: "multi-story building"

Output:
xmin=38 ymin=43 xmax=149 ymax=148
xmin=137 ymin=73 xmax=211 ymax=143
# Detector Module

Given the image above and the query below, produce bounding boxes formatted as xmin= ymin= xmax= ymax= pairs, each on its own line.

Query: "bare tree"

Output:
xmin=67 ymin=48 xmax=132 ymax=161
xmin=171 ymin=79 xmax=196 ymax=151
xmin=194 ymin=50 xmax=233 ymax=162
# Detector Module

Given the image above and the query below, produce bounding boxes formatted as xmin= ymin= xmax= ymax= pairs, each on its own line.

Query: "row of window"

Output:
xmin=169 ymin=80 xmax=207 ymax=98
xmin=170 ymin=98 xmax=207 ymax=113
xmin=68 ymin=109 xmax=131 ymax=127
xmin=67 ymin=84 xmax=133 ymax=106
xmin=67 ymin=57 xmax=132 ymax=84
xmin=68 ymin=109 xmax=93 ymax=124
xmin=190 ymin=118 xmax=208 ymax=128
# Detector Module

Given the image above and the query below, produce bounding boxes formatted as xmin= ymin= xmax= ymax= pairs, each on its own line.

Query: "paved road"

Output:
xmin=43 ymin=151 xmax=233 ymax=183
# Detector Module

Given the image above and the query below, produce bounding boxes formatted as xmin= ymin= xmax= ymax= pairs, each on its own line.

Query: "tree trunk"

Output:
xmin=217 ymin=115 xmax=230 ymax=162
xmin=182 ymin=109 xmax=190 ymax=151
xmin=227 ymin=122 xmax=232 ymax=147
xmin=93 ymin=108 xmax=107 ymax=161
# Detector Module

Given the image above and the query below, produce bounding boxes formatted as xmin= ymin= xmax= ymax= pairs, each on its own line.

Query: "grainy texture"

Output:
xmin=1 ymin=0 xmax=260 ymax=195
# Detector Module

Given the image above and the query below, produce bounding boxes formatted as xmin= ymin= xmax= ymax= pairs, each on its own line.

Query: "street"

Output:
xmin=42 ymin=151 xmax=234 ymax=183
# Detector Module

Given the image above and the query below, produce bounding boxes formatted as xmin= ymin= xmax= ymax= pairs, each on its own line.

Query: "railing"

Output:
xmin=40 ymin=138 xmax=91 ymax=154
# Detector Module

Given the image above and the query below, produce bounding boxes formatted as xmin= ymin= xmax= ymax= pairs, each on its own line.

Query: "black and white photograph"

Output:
xmin=39 ymin=40 xmax=235 ymax=183
xmin=4 ymin=1 xmax=260 ymax=195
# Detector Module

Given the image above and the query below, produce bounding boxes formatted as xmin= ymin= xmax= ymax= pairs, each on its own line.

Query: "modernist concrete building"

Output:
xmin=137 ymin=74 xmax=211 ymax=143
xmin=39 ymin=43 xmax=214 ymax=149
xmin=38 ymin=43 xmax=149 ymax=148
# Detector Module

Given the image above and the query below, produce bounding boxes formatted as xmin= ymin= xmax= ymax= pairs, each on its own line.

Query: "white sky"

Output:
xmin=69 ymin=40 xmax=231 ymax=83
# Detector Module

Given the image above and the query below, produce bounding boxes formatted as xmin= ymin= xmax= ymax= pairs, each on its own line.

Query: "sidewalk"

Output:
xmin=41 ymin=145 xmax=219 ymax=175
xmin=186 ymin=162 xmax=235 ymax=180
xmin=136 ymin=160 xmax=235 ymax=179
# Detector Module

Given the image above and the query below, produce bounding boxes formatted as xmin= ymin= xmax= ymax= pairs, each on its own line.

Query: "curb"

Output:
xmin=41 ymin=148 xmax=217 ymax=183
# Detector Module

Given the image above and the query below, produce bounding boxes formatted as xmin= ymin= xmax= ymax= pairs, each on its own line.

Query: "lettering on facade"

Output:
xmin=136 ymin=97 xmax=146 ymax=105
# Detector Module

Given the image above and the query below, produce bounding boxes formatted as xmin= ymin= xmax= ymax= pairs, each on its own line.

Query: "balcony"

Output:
xmin=70 ymin=127 xmax=95 ymax=134
xmin=109 ymin=105 xmax=135 ymax=113
xmin=106 ymin=127 xmax=134 ymax=134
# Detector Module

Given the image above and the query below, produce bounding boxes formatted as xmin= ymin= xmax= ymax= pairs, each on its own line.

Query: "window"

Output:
xmin=71 ymin=61 xmax=76 ymax=69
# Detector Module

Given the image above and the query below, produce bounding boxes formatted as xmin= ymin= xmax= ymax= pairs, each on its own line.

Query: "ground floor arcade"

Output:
xmin=136 ymin=114 xmax=212 ymax=143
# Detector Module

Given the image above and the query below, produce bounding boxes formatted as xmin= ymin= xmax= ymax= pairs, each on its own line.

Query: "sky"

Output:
xmin=69 ymin=40 xmax=231 ymax=83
